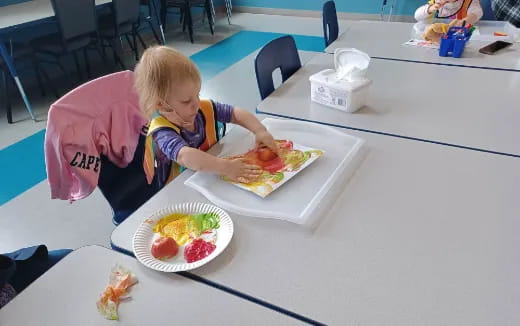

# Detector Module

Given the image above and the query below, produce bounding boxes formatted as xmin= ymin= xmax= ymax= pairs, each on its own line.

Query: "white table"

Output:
xmin=257 ymin=53 xmax=520 ymax=157
xmin=0 ymin=245 xmax=302 ymax=325
xmin=111 ymin=124 xmax=520 ymax=325
xmin=326 ymin=21 xmax=520 ymax=71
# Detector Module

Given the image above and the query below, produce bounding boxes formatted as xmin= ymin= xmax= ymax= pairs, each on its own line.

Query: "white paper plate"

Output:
xmin=133 ymin=202 xmax=233 ymax=272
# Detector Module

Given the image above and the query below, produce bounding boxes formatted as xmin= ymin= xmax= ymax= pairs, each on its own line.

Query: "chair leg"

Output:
xmin=187 ymin=6 xmax=194 ymax=43
xmin=206 ymin=0 xmax=214 ymax=35
xmin=54 ymin=56 xmax=73 ymax=87
xmin=137 ymin=31 xmax=147 ymax=50
xmin=225 ymin=0 xmax=232 ymax=24
xmin=72 ymin=50 xmax=82 ymax=82
xmin=182 ymin=8 xmax=187 ymax=32
xmin=38 ymin=63 xmax=59 ymax=99
xmin=110 ymin=39 xmax=126 ymax=70
xmin=95 ymin=43 xmax=110 ymax=72
xmin=145 ymin=20 xmax=162 ymax=44
xmin=150 ymin=0 xmax=166 ymax=44
xmin=124 ymin=34 xmax=139 ymax=61
xmin=32 ymin=57 xmax=46 ymax=97
xmin=132 ymin=29 xmax=139 ymax=61
xmin=83 ymin=47 xmax=91 ymax=79
xmin=209 ymin=0 xmax=216 ymax=25
xmin=2 ymin=70 xmax=13 ymax=124
xmin=160 ymin=0 xmax=167 ymax=32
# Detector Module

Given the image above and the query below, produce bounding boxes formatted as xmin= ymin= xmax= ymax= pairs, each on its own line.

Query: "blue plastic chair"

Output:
xmin=480 ymin=0 xmax=496 ymax=21
xmin=323 ymin=1 xmax=339 ymax=47
xmin=254 ymin=35 xmax=302 ymax=100
xmin=1 ymin=246 xmax=72 ymax=295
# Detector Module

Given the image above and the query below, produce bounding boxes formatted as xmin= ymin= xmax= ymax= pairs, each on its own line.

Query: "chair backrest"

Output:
xmin=112 ymin=0 xmax=141 ymax=26
xmin=323 ymin=1 xmax=339 ymax=47
xmin=98 ymin=133 xmax=160 ymax=225
xmin=50 ymin=0 xmax=97 ymax=41
xmin=254 ymin=35 xmax=302 ymax=100
xmin=480 ymin=0 xmax=496 ymax=20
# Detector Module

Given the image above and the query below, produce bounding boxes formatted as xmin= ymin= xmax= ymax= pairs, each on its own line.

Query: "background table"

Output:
xmin=325 ymin=21 xmax=520 ymax=71
xmin=0 ymin=0 xmax=111 ymax=120
xmin=111 ymin=124 xmax=520 ymax=325
xmin=0 ymin=245 xmax=303 ymax=325
xmin=257 ymin=53 xmax=520 ymax=157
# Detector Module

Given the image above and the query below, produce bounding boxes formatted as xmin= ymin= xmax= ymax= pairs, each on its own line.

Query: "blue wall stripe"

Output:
xmin=232 ymin=0 xmax=425 ymax=16
xmin=0 ymin=130 xmax=47 ymax=205
xmin=0 ymin=0 xmax=31 ymax=7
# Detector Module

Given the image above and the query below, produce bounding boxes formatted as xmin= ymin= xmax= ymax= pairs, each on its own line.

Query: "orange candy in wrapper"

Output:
xmin=96 ymin=264 xmax=138 ymax=320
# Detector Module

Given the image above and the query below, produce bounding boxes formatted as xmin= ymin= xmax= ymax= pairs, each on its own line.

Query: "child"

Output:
xmin=134 ymin=46 xmax=278 ymax=187
xmin=415 ymin=0 xmax=483 ymax=26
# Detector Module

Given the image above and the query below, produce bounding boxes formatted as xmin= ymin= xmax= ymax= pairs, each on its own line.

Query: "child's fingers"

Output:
xmin=247 ymin=170 xmax=262 ymax=177
xmin=260 ymin=138 xmax=280 ymax=154
xmin=245 ymin=164 xmax=261 ymax=171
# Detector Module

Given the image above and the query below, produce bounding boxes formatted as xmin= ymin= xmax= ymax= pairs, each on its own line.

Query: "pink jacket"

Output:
xmin=45 ymin=70 xmax=147 ymax=201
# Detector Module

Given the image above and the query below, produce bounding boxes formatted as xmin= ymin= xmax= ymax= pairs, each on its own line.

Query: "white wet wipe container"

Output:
xmin=309 ymin=48 xmax=372 ymax=113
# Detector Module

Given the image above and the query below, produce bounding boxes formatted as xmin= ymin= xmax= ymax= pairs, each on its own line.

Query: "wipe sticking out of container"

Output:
xmin=185 ymin=118 xmax=365 ymax=226
xmin=309 ymin=48 xmax=372 ymax=113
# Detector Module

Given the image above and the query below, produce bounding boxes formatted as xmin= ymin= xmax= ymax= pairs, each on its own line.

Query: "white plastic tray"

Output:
xmin=184 ymin=118 xmax=364 ymax=226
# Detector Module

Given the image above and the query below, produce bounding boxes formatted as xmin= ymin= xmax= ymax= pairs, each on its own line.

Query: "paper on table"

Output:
xmin=96 ymin=264 xmax=138 ymax=320
xmin=469 ymin=26 xmax=517 ymax=42
xmin=223 ymin=141 xmax=324 ymax=198
xmin=403 ymin=39 xmax=439 ymax=49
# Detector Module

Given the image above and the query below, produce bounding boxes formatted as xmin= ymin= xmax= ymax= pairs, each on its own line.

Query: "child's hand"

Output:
xmin=450 ymin=18 xmax=464 ymax=26
xmin=223 ymin=159 xmax=262 ymax=183
xmin=427 ymin=3 xmax=441 ymax=14
xmin=255 ymin=130 xmax=278 ymax=155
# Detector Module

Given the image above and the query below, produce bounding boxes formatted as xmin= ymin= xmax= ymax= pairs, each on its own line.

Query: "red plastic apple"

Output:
xmin=151 ymin=237 xmax=179 ymax=260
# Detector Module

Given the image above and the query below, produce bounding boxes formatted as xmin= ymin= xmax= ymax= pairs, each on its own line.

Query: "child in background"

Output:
xmin=415 ymin=0 xmax=483 ymax=26
xmin=134 ymin=46 xmax=278 ymax=187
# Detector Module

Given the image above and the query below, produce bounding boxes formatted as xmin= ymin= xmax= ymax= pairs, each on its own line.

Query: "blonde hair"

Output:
xmin=134 ymin=46 xmax=201 ymax=119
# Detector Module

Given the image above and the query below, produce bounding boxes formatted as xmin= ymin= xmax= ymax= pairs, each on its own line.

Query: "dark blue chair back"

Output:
xmin=480 ymin=0 xmax=496 ymax=20
xmin=254 ymin=35 xmax=301 ymax=100
xmin=98 ymin=133 xmax=160 ymax=225
xmin=113 ymin=0 xmax=141 ymax=25
xmin=323 ymin=1 xmax=339 ymax=47
xmin=50 ymin=0 xmax=97 ymax=42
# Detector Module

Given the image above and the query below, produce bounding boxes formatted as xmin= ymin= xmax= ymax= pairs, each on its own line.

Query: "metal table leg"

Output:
xmin=150 ymin=0 xmax=166 ymax=44
xmin=0 ymin=40 xmax=36 ymax=121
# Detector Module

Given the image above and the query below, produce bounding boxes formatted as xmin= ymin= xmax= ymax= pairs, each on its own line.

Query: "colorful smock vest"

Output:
xmin=143 ymin=99 xmax=226 ymax=185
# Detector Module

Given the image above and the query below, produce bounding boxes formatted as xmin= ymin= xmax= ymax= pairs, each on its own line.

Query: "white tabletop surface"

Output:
xmin=0 ymin=245 xmax=303 ymax=326
xmin=111 ymin=124 xmax=520 ymax=325
xmin=0 ymin=0 xmax=111 ymax=31
xmin=325 ymin=20 xmax=520 ymax=71
xmin=257 ymin=53 xmax=520 ymax=156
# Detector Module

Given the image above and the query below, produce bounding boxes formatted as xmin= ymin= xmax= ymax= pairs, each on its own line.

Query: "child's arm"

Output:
xmin=177 ymin=147 xmax=261 ymax=183
xmin=415 ymin=3 xmax=439 ymax=22
xmin=231 ymin=107 xmax=279 ymax=154
xmin=154 ymin=128 xmax=261 ymax=183
xmin=461 ymin=0 xmax=483 ymax=25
